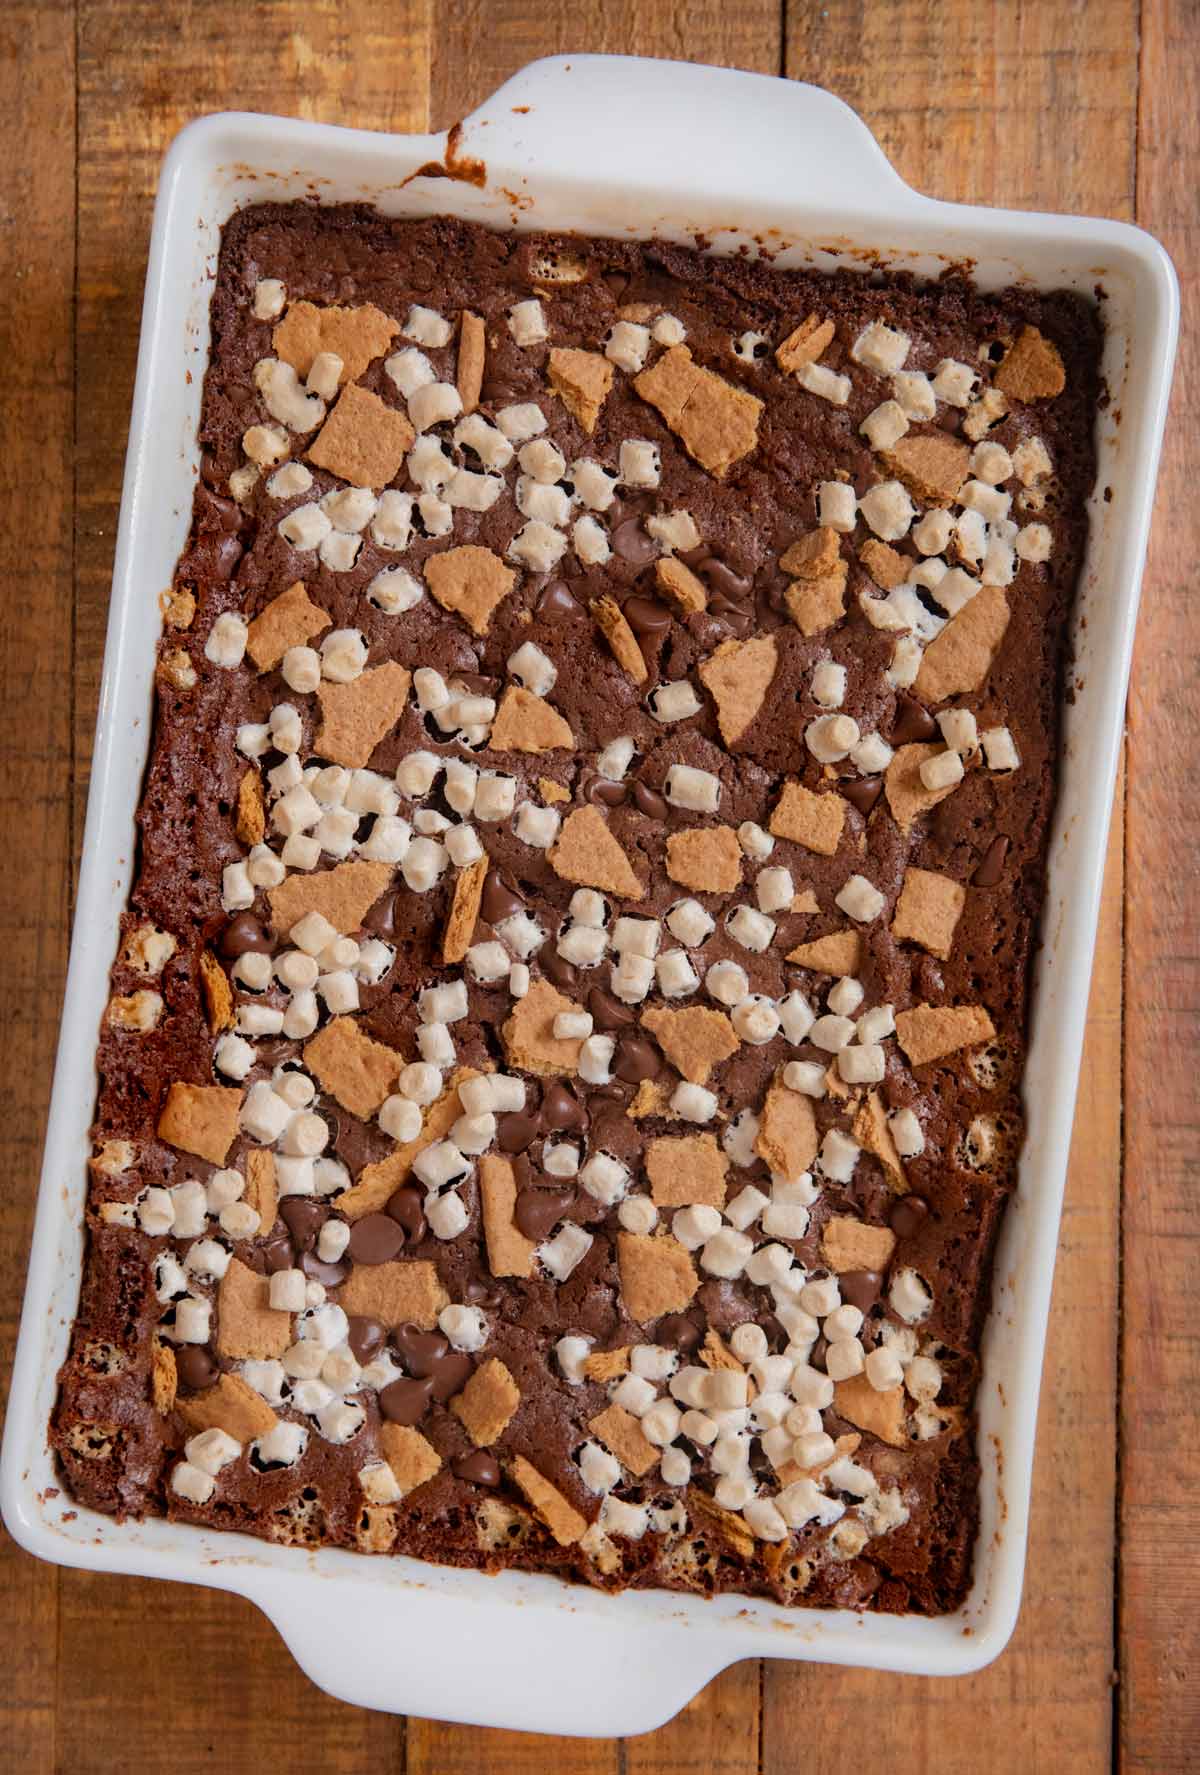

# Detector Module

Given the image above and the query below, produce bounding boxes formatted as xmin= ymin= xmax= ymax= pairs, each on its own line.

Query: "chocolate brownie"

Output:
xmin=51 ymin=204 xmax=1100 ymax=1613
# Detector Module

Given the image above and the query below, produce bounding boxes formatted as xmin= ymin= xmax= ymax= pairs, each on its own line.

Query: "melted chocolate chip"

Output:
xmin=703 ymin=556 xmax=754 ymax=600
xmin=623 ymin=595 xmax=672 ymax=638
xmin=536 ymin=579 xmax=580 ymax=619
xmin=480 ymin=868 xmax=525 ymax=924
xmin=430 ymin=1350 xmax=474 ymax=1402
xmin=587 ymin=986 xmax=636 ymax=1031
xmin=385 ymin=1186 xmax=427 ymax=1243
xmin=540 ymin=1081 xmax=588 ymax=1133
xmin=539 ymin=945 xmax=579 ymax=991
xmin=464 ymin=1278 xmax=501 ymax=1309
xmin=497 ymin=1110 xmax=539 ymax=1154
xmin=348 ymin=1212 xmax=407 ymax=1265
xmin=362 ymin=894 xmax=398 ymax=939
xmin=889 ymin=1195 xmax=930 ymax=1240
xmin=655 ymin=1312 xmax=702 ymax=1353
xmin=174 ymin=1345 xmax=220 ymax=1391
xmin=839 ymin=1269 xmax=884 ymax=1312
xmin=219 ymin=913 xmax=273 ymax=958
xmin=515 ymin=1184 xmax=577 ymax=1241
xmin=843 ymin=777 xmax=884 ymax=818
xmin=300 ymin=1251 xmax=350 ymax=1287
xmin=585 ymin=776 xmax=629 ymax=807
xmin=261 ymin=1233 xmax=294 ymax=1273
xmin=613 ymin=1035 xmax=662 ymax=1083
xmin=631 ymin=781 xmax=668 ymax=820
xmin=346 ymin=1315 xmax=387 ymax=1364
xmin=279 ymin=1198 xmax=327 ymax=1253
xmin=453 ymin=1450 xmax=501 ymax=1486
xmin=974 ymin=833 xmax=1011 ymax=887
xmin=611 ymin=517 xmax=658 ymax=566
xmin=392 ymin=1323 xmax=450 ymax=1376
xmin=891 ymin=693 xmax=937 ymax=745
xmin=378 ymin=1375 xmax=435 ymax=1425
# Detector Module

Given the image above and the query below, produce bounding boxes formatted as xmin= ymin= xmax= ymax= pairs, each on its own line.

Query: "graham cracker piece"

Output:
xmin=633 ymin=344 xmax=762 ymax=478
xmin=336 ymin=1260 xmax=449 ymax=1329
xmin=198 ymin=950 xmax=234 ymax=1033
xmin=157 ymin=1082 xmax=242 ymax=1166
xmin=176 ymin=1371 xmax=279 ymax=1443
xmin=686 ymin=1486 xmax=754 ymax=1560
xmin=243 ymin=1148 xmax=278 ymax=1233
xmin=304 ymin=1016 xmax=402 ymax=1119
xmin=217 ymin=1257 xmax=292 ymax=1360
xmin=699 ymin=1329 xmax=745 ymax=1375
xmin=268 ymin=858 xmax=393 ymax=938
xmin=379 ymin=1422 xmax=443 ymax=1496
xmin=777 ymin=1429 xmax=862 ymax=1487
xmin=478 ymin=1153 xmax=536 ymax=1279
xmin=315 ymin=662 xmax=411 ymax=769
xmin=895 ymin=1003 xmax=996 ymax=1067
xmin=994 ymin=325 xmax=1066 ymax=402
xmin=451 ymin=1357 xmax=521 ymax=1447
xmin=884 ymin=742 xmax=957 ymax=834
xmin=425 ymin=545 xmax=517 ymax=637
xmin=617 ymin=1231 xmax=699 ymax=1321
xmin=822 ymin=1215 xmax=896 ymax=1273
xmin=769 ymin=781 xmax=846 ymax=856
xmin=654 ymin=555 xmax=707 ymax=616
xmin=755 ymin=1076 xmax=818 ymax=1179
xmin=589 ymin=1403 xmax=658 ymax=1478
xmin=151 ymin=1341 xmax=177 ymax=1415
xmin=892 ymin=867 xmax=966 ymax=960
xmin=697 ymin=634 xmax=777 ymax=745
xmin=582 ymin=1347 xmax=630 ymax=1381
xmin=785 ymin=565 xmax=847 ymax=637
xmin=358 ymin=1505 xmax=399 ymax=1553
xmin=307 ymin=382 xmax=415 ymax=488
xmin=162 ymin=586 xmax=195 ymax=630
xmin=548 ymin=805 xmax=643 ymax=899
xmin=442 ymin=854 xmax=489 ymax=966
xmin=852 ymin=1091 xmax=907 ymax=1193
xmin=641 ymin=1005 xmax=738 ymax=1085
xmin=590 ymin=593 xmax=648 ymax=683
xmin=645 ymin=1132 xmax=729 ymax=1208
xmin=456 ymin=310 xmax=486 ymax=412
xmin=665 ymin=825 xmax=742 ymax=893
xmin=508 ymin=1455 xmax=587 ymax=1546
xmin=339 ymin=1069 xmax=479 ymax=1220
xmin=859 ymin=539 xmax=909 ymax=590
xmin=501 ymin=978 xmax=585 ymax=1076
xmin=489 ymin=685 xmax=575 ymax=752
xmin=792 ymin=887 xmax=820 ymax=914
xmin=780 ymin=527 xmax=841 ymax=579
xmin=538 ymin=777 xmax=569 ymax=804
xmin=627 ymin=1078 xmax=668 ymax=1119
xmin=235 ymin=769 xmax=265 ymax=845
xmin=548 ymin=346 xmax=613 ymax=433
xmin=245 ymin=580 xmax=329 ymax=671
xmin=882 ymin=432 xmax=970 ymax=505
xmin=915 ymin=584 xmax=1009 ymax=702
xmin=786 ymin=929 xmax=862 ymax=975
xmin=834 ymin=1373 xmax=908 ymax=1447
xmin=272 ymin=299 xmax=399 ymax=385
xmin=776 ymin=314 xmax=835 ymax=373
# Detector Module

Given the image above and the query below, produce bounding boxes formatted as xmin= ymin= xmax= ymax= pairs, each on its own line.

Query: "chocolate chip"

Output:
xmin=174 ymin=1345 xmax=220 ymax=1391
xmin=839 ymin=1269 xmax=883 ymax=1312
xmin=540 ymin=1081 xmax=588 ymax=1133
xmin=515 ymin=1184 xmax=577 ymax=1240
xmin=655 ymin=1312 xmax=702 ymax=1353
xmin=611 ymin=517 xmax=659 ymax=566
xmin=538 ymin=944 xmax=579 ymax=991
xmin=391 ymin=1323 xmax=450 ymax=1376
xmin=891 ymin=693 xmax=937 ymax=744
xmin=480 ymin=868 xmax=525 ymax=924
xmin=300 ymin=1251 xmax=350 ymax=1287
xmin=261 ymin=1233 xmax=293 ymax=1273
xmin=809 ymin=1334 xmax=828 ymax=1373
xmin=701 ymin=555 xmax=754 ymax=601
xmin=219 ymin=913 xmax=273 ymax=958
xmin=631 ymin=781 xmax=668 ymax=820
xmin=623 ymin=595 xmax=672 ymax=638
xmin=843 ymin=777 xmax=884 ymax=818
xmin=453 ymin=1450 xmax=501 ymax=1486
xmin=889 ymin=1195 xmax=930 ymax=1240
xmin=584 ymin=775 xmax=628 ymax=807
xmin=536 ymin=579 xmax=580 ymax=619
xmin=613 ymin=1035 xmax=662 ymax=1083
xmin=378 ymin=1375 xmax=435 ymax=1425
xmin=497 ymin=1110 xmax=539 ymax=1154
xmin=974 ymin=834 xmax=1011 ymax=887
xmin=362 ymin=893 xmax=398 ymax=939
xmin=430 ymin=1350 xmax=474 ymax=1402
xmin=279 ymin=1197 xmax=328 ymax=1253
xmin=346 ymin=1315 xmax=387 ymax=1364
xmin=464 ymin=1278 xmax=501 ymax=1308
xmin=347 ymin=1212 xmax=407 ymax=1265
xmin=707 ymin=591 xmax=754 ymax=637
xmin=385 ymin=1186 xmax=427 ymax=1243
xmin=587 ymin=985 xmax=636 ymax=1031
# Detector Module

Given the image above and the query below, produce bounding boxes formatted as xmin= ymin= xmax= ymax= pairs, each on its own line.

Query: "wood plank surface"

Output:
xmin=1119 ymin=0 xmax=1200 ymax=1768
xmin=0 ymin=0 xmax=1195 ymax=1768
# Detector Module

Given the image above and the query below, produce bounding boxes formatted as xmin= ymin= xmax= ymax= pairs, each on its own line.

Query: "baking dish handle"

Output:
xmin=454 ymin=53 xmax=912 ymax=212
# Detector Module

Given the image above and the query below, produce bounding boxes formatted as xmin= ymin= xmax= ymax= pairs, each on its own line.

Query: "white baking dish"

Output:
xmin=1 ymin=55 xmax=1177 ymax=1735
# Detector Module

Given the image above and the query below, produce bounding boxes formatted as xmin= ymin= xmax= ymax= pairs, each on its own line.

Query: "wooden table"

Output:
xmin=2 ymin=2 xmax=1195 ymax=1767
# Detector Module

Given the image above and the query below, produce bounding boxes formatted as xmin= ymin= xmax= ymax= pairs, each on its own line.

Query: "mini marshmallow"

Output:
xmin=617 ymin=1195 xmax=659 ymax=1234
xmin=982 ymin=726 xmax=1021 ymax=771
xmin=819 ymin=1128 xmax=860 ymax=1182
xmin=578 ymin=1034 xmax=615 ymax=1084
xmin=670 ymin=1081 xmax=718 ymax=1124
xmin=818 ymin=481 xmax=857 ymax=532
xmin=919 ymin=748 xmax=965 ymax=792
xmin=811 ymin=661 xmax=847 ymax=709
xmin=666 ymin=898 xmax=715 ymax=946
xmin=706 ymin=959 xmax=750 ymax=1006
xmin=797 ymin=361 xmax=850 ymax=405
xmin=508 ymin=299 xmax=548 ymax=346
xmin=858 ymin=479 xmax=916 ymax=541
xmin=665 ymin=765 xmax=721 ymax=813
xmin=890 ymin=1267 xmax=933 ymax=1324
xmin=605 ymin=320 xmax=651 ymax=372
xmin=649 ymin=680 xmax=702 ymax=723
xmin=538 ymin=1223 xmax=593 ymax=1282
xmin=806 ymin=712 xmax=860 ymax=762
xmin=779 ymin=993 xmax=817 ymax=1046
xmin=860 ymin=399 xmax=909 ymax=451
xmin=731 ymin=995 xmax=782 ymax=1044
xmin=852 ymin=320 xmax=911 ymax=375
xmin=656 ymin=949 xmax=699 ymax=998
xmin=835 ymin=873 xmax=886 ymax=922
xmin=618 ymin=439 xmax=661 ymax=488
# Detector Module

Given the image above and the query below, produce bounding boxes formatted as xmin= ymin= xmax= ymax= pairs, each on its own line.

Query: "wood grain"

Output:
xmin=1120 ymin=0 xmax=1200 ymax=1768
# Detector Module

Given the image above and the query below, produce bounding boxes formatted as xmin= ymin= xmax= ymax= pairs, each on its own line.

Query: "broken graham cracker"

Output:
xmin=272 ymin=299 xmax=399 ymax=385
xmin=895 ymin=1003 xmax=996 ymax=1067
xmin=217 ymin=1257 xmax=292 ymax=1360
xmin=451 ymin=1357 xmax=521 ymax=1446
xmin=151 ymin=1341 xmax=177 ymax=1415
xmin=589 ymin=1403 xmax=658 ymax=1478
xmin=786 ymin=929 xmax=862 ymax=975
xmin=993 ymin=325 xmax=1066 ymax=402
xmin=508 ymin=1455 xmax=587 ymax=1547
xmin=785 ymin=565 xmax=847 ymax=637
xmin=303 ymin=1016 xmax=402 ymax=1119
xmin=176 ymin=1371 xmax=279 ymax=1443
xmin=157 ymin=1081 xmax=242 ymax=1166
xmin=198 ymin=950 xmax=234 ymax=1033
xmin=379 ymin=1422 xmax=442 ymax=1497
xmin=852 ymin=1091 xmax=907 ymax=1192
xmin=339 ymin=1069 xmax=480 ymax=1220
xmin=755 ymin=1076 xmax=818 ymax=1179
xmin=687 ymin=1486 xmax=755 ymax=1560
xmin=315 ymin=662 xmax=411 ymax=770
xmin=892 ymin=866 xmax=966 ymax=960
xmin=501 ymin=978 xmax=586 ymax=1076
xmin=268 ymin=858 xmax=393 ymax=938
xmin=654 ymin=555 xmax=707 ymax=617
xmin=821 ymin=1215 xmax=896 ymax=1273
xmin=627 ymin=1078 xmax=668 ymax=1119
xmin=777 ymin=1429 xmax=862 ymax=1488
xmin=699 ymin=1329 xmax=746 ymax=1375
xmin=645 ymin=1132 xmax=729 ymax=1208
xmin=884 ymin=743 xmax=957 ymax=834
xmin=769 ymin=780 xmax=847 ymax=856
xmin=780 ymin=526 xmax=841 ymax=579
xmin=775 ymin=313 xmax=835 ymax=374
xmin=307 ymin=382 xmax=414 ymax=488
xmin=456 ymin=310 xmax=486 ymax=412
xmin=617 ymin=1231 xmax=699 ymax=1321
xmin=243 ymin=1148 xmax=278 ymax=1233
xmin=859 ymin=538 xmax=909 ymax=590
xmin=441 ymin=854 xmax=489 ymax=966
xmin=633 ymin=344 xmax=762 ymax=478
xmin=834 ymin=1374 xmax=908 ymax=1448
xmin=538 ymin=776 xmax=569 ymax=804
xmin=697 ymin=634 xmax=777 ymax=745
xmin=425 ymin=545 xmax=516 ymax=637
xmin=244 ymin=580 xmax=329 ymax=671
xmin=590 ymin=593 xmax=648 ymax=683
xmin=882 ymin=432 xmax=970 ymax=506
xmin=582 ymin=1347 xmax=630 ymax=1381
xmin=665 ymin=825 xmax=742 ymax=893
xmin=548 ymin=805 xmax=643 ymax=899
xmin=489 ymin=685 xmax=575 ymax=752
xmin=548 ymin=346 xmax=613 ymax=433
xmin=915 ymin=584 xmax=1010 ymax=703
xmin=478 ymin=1153 xmax=536 ymax=1279
xmin=336 ymin=1260 xmax=448 ymax=1329
xmin=641 ymin=1004 xmax=738 ymax=1085
xmin=235 ymin=769 xmax=265 ymax=846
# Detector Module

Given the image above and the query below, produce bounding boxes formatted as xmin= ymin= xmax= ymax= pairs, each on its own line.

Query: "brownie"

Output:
xmin=50 ymin=204 xmax=1100 ymax=1614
